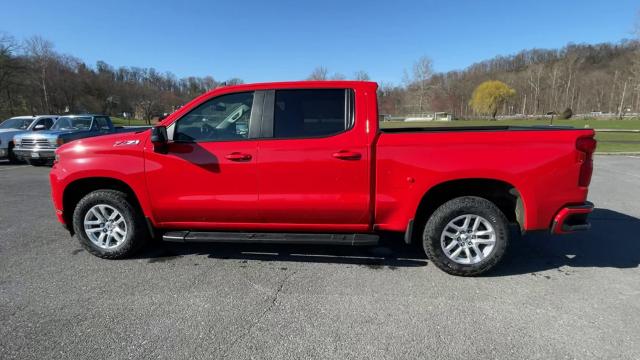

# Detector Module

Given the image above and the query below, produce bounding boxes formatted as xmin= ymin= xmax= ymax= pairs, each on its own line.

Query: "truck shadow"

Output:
xmin=165 ymin=142 xmax=221 ymax=173
xmin=140 ymin=208 xmax=639 ymax=275
xmin=490 ymin=208 xmax=640 ymax=276
xmin=142 ymin=233 xmax=428 ymax=269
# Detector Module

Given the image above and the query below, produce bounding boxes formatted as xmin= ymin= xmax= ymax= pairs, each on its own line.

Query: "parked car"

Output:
xmin=0 ymin=115 xmax=57 ymax=163
xmin=13 ymin=114 xmax=148 ymax=165
xmin=49 ymin=81 xmax=596 ymax=276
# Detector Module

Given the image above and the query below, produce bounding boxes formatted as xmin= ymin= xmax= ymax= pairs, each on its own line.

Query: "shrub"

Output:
xmin=559 ymin=107 xmax=573 ymax=119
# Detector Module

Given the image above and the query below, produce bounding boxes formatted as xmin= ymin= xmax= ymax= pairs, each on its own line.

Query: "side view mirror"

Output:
xmin=151 ymin=125 xmax=168 ymax=152
xmin=34 ymin=124 xmax=46 ymax=131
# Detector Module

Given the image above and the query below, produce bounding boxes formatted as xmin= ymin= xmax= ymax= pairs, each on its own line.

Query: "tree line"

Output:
xmin=377 ymin=40 xmax=640 ymax=119
xmin=1 ymin=31 xmax=639 ymax=122
xmin=0 ymin=34 xmax=242 ymax=123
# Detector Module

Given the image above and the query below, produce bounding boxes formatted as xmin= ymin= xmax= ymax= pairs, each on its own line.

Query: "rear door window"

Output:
xmin=272 ymin=89 xmax=353 ymax=139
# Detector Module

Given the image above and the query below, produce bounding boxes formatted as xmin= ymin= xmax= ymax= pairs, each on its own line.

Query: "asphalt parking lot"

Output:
xmin=0 ymin=156 xmax=639 ymax=360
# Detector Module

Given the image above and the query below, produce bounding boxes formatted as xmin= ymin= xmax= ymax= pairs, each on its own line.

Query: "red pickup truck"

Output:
xmin=50 ymin=81 xmax=596 ymax=276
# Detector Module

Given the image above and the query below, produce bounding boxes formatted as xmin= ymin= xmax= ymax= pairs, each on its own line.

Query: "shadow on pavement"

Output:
xmin=491 ymin=208 xmax=640 ymax=276
xmin=138 ymin=208 xmax=639 ymax=274
xmin=140 ymin=233 xmax=428 ymax=269
xmin=0 ymin=160 xmax=26 ymax=166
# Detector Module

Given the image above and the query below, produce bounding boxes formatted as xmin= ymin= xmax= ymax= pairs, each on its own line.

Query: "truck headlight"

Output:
xmin=56 ymin=138 xmax=65 ymax=146
xmin=14 ymin=138 xmax=20 ymax=146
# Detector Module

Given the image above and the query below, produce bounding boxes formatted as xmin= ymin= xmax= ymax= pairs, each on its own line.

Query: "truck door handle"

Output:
xmin=332 ymin=150 xmax=361 ymax=160
xmin=225 ymin=152 xmax=252 ymax=161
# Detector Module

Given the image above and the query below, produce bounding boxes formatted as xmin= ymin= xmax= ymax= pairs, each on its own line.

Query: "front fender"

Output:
xmin=50 ymin=135 xmax=152 ymax=224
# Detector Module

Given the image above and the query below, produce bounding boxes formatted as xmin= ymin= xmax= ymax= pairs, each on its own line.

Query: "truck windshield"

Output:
xmin=0 ymin=118 xmax=34 ymax=130
xmin=51 ymin=117 xmax=92 ymax=130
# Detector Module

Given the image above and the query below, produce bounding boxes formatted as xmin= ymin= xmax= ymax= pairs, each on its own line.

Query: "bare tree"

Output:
xmin=618 ymin=77 xmax=629 ymax=118
xmin=527 ymin=64 xmax=543 ymax=114
xmin=0 ymin=33 xmax=22 ymax=114
xmin=353 ymin=70 xmax=370 ymax=81
xmin=135 ymin=86 xmax=160 ymax=124
xmin=226 ymin=78 xmax=243 ymax=86
xmin=307 ymin=66 xmax=328 ymax=80
xmin=410 ymin=56 xmax=434 ymax=113
xmin=633 ymin=11 xmax=640 ymax=113
xmin=550 ymin=64 xmax=560 ymax=112
xmin=24 ymin=36 xmax=55 ymax=113
xmin=0 ymin=33 xmax=19 ymax=89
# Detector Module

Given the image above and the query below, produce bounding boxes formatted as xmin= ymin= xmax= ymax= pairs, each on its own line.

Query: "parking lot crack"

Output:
xmin=220 ymin=270 xmax=297 ymax=358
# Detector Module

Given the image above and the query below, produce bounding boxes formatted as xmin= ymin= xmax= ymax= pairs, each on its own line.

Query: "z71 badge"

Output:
xmin=113 ymin=139 xmax=140 ymax=146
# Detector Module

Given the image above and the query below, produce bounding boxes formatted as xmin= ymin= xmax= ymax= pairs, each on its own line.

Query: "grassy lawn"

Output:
xmin=111 ymin=117 xmax=151 ymax=126
xmin=380 ymin=118 xmax=640 ymax=153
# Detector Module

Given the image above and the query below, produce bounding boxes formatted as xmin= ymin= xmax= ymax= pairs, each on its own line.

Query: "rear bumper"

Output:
xmin=13 ymin=147 xmax=56 ymax=160
xmin=550 ymin=202 xmax=594 ymax=234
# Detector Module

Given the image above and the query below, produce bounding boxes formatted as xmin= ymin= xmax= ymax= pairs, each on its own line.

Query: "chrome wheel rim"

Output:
xmin=440 ymin=214 xmax=496 ymax=265
xmin=84 ymin=204 xmax=127 ymax=249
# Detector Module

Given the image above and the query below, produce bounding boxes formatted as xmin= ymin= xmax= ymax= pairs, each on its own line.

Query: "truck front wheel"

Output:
xmin=423 ymin=196 xmax=509 ymax=276
xmin=72 ymin=190 xmax=148 ymax=259
xmin=7 ymin=143 xmax=23 ymax=164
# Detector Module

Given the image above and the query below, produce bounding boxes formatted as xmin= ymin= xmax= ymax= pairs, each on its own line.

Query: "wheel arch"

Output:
xmin=62 ymin=177 xmax=144 ymax=235
xmin=411 ymin=178 xmax=523 ymax=242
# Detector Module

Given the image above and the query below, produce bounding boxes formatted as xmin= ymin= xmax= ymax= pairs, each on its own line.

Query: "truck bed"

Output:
xmin=380 ymin=125 xmax=575 ymax=133
xmin=374 ymin=126 xmax=595 ymax=232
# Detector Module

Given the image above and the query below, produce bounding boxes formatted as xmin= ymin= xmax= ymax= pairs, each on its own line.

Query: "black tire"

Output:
xmin=423 ymin=196 xmax=509 ymax=276
xmin=26 ymin=159 xmax=50 ymax=166
xmin=72 ymin=190 xmax=148 ymax=259
xmin=7 ymin=143 xmax=23 ymax=164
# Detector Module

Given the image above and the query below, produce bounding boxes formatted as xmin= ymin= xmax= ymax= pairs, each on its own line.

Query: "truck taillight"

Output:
xmin=576 ymin=136 xmax=596 ymax=187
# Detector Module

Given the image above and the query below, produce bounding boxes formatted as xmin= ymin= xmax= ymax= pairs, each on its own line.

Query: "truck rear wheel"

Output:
xmin=72 ymin=190 xmax=148 ymax=259
xmin=423 ymin=196 xmax=509 ymax=276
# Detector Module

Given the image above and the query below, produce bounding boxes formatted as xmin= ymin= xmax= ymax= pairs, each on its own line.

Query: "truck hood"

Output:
xmin=0 ymin=128 xmax=25 ymax=134
xmin=57 ymin=129 xmax=148 ymax=156
xmin=14 ymin=130 xmax=86 ymax=140
xmin=0 ymin=129 xmax=28 ymax=137
xmin=0 ymin=129 xmax=29 ymax=144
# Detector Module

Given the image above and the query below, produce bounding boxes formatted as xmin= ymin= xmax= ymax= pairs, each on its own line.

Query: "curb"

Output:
xmin=595 ymin=152 xmax=640 ymax=156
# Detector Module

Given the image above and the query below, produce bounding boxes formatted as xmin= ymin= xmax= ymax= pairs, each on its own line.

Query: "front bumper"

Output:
xmin=550 ymin=202 xmax=594 ymax=234
xmin=13 ymin=147 xmax=56 ymax=160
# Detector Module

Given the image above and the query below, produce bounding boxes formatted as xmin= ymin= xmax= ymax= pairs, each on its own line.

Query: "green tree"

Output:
xmin=469 ymin=80 xmax=516 ymax=119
